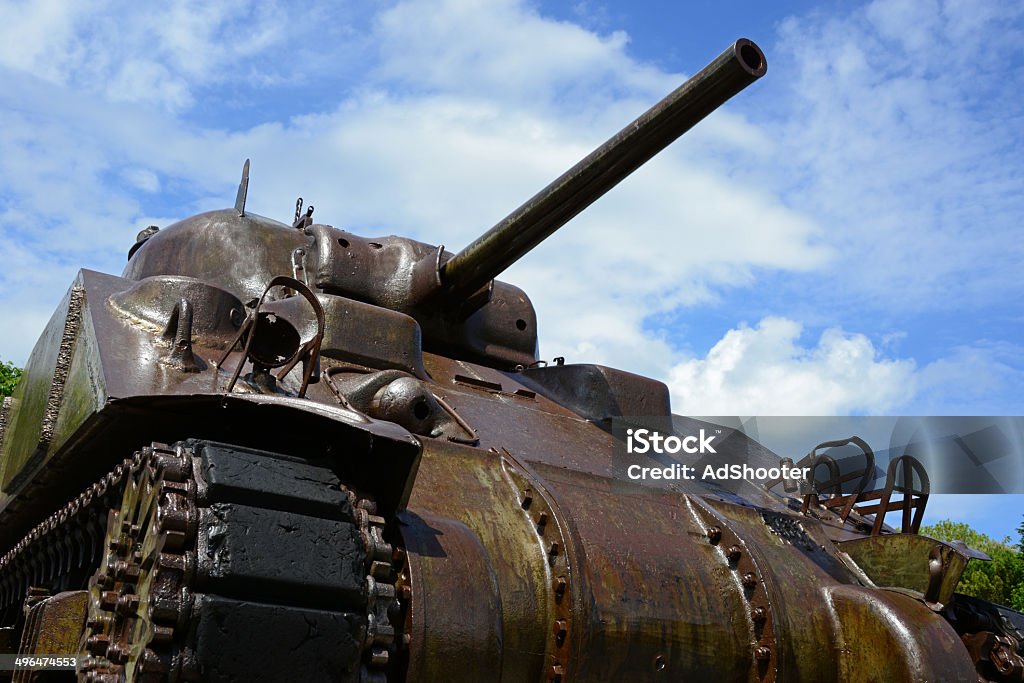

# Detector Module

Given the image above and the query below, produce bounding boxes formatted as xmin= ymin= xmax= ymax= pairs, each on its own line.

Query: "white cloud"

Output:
xmin=667 ymin=317 xmax=916 ymax=415
xmin=0 ymin=0 xmax=300 ymax=110
xmin=120 ymin=168 xmax=161 ymax=194
xmin=913 ymin=342 xmax=1024 ymax=415
xmin=106 ymin=60 xmax=192 ymax=110
xmin=771 ymin=0 xmax=1024 ymax=309
xmin=372 ymin=0 xmax=661 ymax=106
xmin=0 ymin=0 xmax=89 ymax=81
xmin=664 ymin=320 xmax=1024 ymax=417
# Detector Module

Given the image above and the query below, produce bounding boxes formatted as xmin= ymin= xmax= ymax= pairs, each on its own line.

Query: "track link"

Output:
xmin=3 ymin=441 xmax=404 ymax=682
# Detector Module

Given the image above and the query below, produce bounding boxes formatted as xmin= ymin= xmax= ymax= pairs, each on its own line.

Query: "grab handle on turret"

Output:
xmin=439 ymin=38 xmax=767 ymax=299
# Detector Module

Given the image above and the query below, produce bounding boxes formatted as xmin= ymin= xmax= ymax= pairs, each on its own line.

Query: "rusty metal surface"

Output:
xmin=400 ymin=423 xmax=985 ymax=681
xmin=19 ymin=591 xmax=87 ymax=655
xmin=307 ymin=223 xmax=540 ymax=369
xmin=123 ymin=209 xmax=309 ymax=307
xmin=0 ymin=284 xmax=84 ymax=497
xmin=517 ymin=364 xmax=672 ymax=423
xmin=838 ymin=533 xmax=982 ymax=608
xmin=828 ymin=586 xmax=978 ymax=681
xmin=401 ymin=512 xmax=504 ymax=682
xmin=266 ymin=294 xmax=427 ymax=377
xmin=13 ymin=590 xmax=86 ymax=682
xmin=400 ymin=442 xmax=562 ymax=682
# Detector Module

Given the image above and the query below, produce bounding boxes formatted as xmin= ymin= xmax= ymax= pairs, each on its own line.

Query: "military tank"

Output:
xmin=0 ymin=38 xmax=1021 ymax=682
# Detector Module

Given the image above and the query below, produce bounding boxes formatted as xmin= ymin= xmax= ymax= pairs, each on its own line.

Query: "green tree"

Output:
xmin=922 ymin=519 xmax=1024 ymax=610
xmin=1015 ymin=519 xmax=1024 ymax=609
xmin=0 ymin=359 xmax=22 ymax=397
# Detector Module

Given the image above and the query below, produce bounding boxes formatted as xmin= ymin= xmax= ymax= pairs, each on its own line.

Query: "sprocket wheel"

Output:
xmin=78 ymin=444 xmax=195 ymax=682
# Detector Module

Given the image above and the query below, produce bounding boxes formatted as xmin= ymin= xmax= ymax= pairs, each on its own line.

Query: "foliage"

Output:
xmin=921 ymin=520 xmax=1024 ymax=611
xmin=0 ymin=359 xmax=22 ymax=397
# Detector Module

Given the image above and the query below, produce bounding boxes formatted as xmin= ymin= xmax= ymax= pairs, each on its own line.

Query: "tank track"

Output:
xmin=0 ymin=462 xmax=128 ymax=617
xmin=0 ymin=441 xmax=404 ymax=682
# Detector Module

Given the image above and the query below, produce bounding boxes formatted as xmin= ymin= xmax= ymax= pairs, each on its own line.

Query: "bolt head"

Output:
xmin=86 ymin=634 xmax=110 ymax=655
xmin=114 ymin=560 xmax=141 ymax=581
xmin=117 ymin=593 xmax=140 ymax=614
xmin=100 ymin=590 xmax=119 ymax=610
xmin=107 ymin=643 xmax=128 ymax=664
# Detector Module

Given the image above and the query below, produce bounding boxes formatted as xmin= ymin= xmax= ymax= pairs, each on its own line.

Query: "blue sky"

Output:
xmin=0 ymin=0 xmax=1021 ymax=539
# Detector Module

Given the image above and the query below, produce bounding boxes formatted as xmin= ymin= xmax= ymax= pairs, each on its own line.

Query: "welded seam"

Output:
xmin=0 ymin=397 xmax=11 ymax=454
xmin=38 ymin=285 xmax=85 ymax=450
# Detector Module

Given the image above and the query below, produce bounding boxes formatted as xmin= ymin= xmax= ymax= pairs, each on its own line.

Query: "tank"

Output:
xmin=0 ymin=38 xmax=1021 ymax=682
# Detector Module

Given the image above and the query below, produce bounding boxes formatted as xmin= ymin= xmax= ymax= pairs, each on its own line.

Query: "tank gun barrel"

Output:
xmin=440 ymin=38 xmax=767 ymax=297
